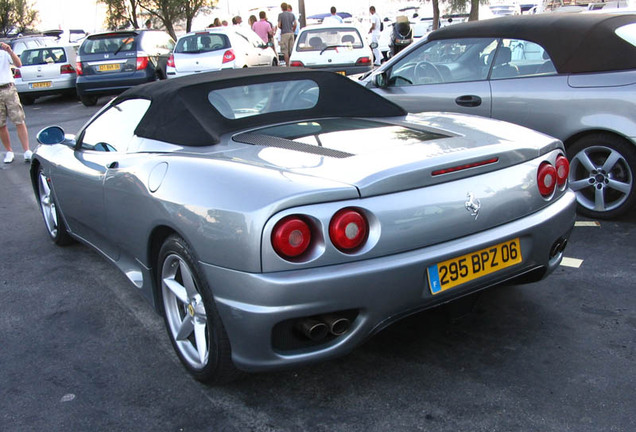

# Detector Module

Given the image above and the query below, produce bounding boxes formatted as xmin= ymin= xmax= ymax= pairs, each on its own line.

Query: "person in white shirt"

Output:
xmin=323 ymin=7 xmax=343 ymax=25
xmin=368 ymin=6 xmax=382 ymax=66
xmin=0 ymin=42 xmax=30 ymax=163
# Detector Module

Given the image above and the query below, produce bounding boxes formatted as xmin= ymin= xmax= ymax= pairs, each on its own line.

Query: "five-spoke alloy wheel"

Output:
xmin=37 ymin=168 xmax=73 ymax=245
xmin=158 ymin=235 xmax=238 ymax=383
xmin=567 ymin=134 xmax=636 ymax=219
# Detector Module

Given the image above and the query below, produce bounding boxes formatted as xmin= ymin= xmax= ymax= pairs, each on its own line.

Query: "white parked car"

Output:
xmin=166 ymin=27 xmax=277 ymax=78
xmin=14 ymin=45 xmax=78 ymax=105
xmin=289 ymin=25 xmax=373 ymax=76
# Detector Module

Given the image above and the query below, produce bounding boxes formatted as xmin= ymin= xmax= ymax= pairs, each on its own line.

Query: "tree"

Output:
xmin=448 ymin=0 xmax=482 ymax=21
xmin=100 ymin=0 xmax=143 ymax=30
xmin=0 ymin=0 xmax=37 ymax=36
xmin=101 ymin=0 xmax=214 ymax=39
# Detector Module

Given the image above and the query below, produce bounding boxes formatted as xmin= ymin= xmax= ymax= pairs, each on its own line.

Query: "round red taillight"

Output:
xmin=272 ymin=216 xmax=312 ymax=259
xmin=329 ymin=208 xmax=368 ymax=253
xmin=555 ymin=155 xmax=569 ymax=187
xmin=222 ymin=50 xmax=236 ymax=63
xmin=537 ymin=162 xmax=557 ymax=197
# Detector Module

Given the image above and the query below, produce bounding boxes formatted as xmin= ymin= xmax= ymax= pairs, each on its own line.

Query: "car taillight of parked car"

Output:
xmin=289 ymin=60 xmax=304 ymax=67
xmin=75 ymin=58 xmax=83 ymax=75
xmin=167 ymin=53 xmax=175 ymax=68
xmin=222 ymin=50 xmax=236 ymax=64
xmin=60 ymin=64 xmax=76 ymax=74
xmin=329 ymin=208 xmax=368 ymax=253
xmin=538 ymin=154 xmax=569 ymax=198
xmin=355 ymin=57 xmax=372 ymax=66
xmin=272 ymin=215 xmax=312 ymax=259
xmin=555 ymin=155 xmax=570 ymax=187
xmin=272 ymin=208 xmax=370 ymax=261
xmin=12 ymin=68 xmax=21 ymax=78
xmin=136 ymin=53 xmax=149 ymax=70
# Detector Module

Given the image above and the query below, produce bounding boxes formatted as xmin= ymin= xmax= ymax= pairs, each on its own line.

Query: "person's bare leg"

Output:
xmin=16 ymin=122 xmax=29 ymax=151
xmin=0 ymin=124 xmax=11 ymax=152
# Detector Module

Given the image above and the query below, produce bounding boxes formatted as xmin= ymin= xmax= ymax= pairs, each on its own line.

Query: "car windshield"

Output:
xmin=21 ymin=47 xmax=67 ymax=65
xmin=208 ymin=79 xmax=320 ymax=119
xmin=80 ymin=34 xmax=137 ymax=55
xmin=296 ymin=28 xmax=364 ymax=51
xmin=175 ymin=33 xmax=230 ymax=53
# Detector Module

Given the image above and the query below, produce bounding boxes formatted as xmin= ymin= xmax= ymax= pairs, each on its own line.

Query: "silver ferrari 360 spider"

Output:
xmin=31 ymin=68 xmax=576 ymax=383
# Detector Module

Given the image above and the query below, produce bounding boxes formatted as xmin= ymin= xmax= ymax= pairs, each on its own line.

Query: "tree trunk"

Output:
xmin=433 ymin=0 xmax=440 ymax=30
xmin=469 ymin=0 xmax=480 ymax=21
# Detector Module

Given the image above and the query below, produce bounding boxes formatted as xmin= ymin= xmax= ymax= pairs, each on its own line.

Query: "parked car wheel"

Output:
xmin=158 ymin=235 xmax=239 ymax=383
xmin=37 ymin=168 xmax=74 ymax=246
xmin=567 ymin=134 xmax=636 ymax=219
xmin=80 ymin=95 xmax=98 ymax=107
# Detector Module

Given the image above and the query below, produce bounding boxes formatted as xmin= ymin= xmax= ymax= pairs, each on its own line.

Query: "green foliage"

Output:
xmin=0 ymin=0 xmax=38 ymax=36
xmin=100 ymin=0 xmax=217 ymax=38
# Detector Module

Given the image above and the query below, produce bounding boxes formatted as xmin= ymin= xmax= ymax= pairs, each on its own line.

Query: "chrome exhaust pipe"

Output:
xmin=297 ymin=319 xmax=329 ymax=341
xmin=323 ymin=314 xmax=351 ymax=336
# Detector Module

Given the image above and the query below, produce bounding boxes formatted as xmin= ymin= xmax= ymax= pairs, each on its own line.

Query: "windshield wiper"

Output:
xmin=113 ymin=37 xmax=134 ymax=55
xmin=320 ymin=44 xmax=349 ymax=55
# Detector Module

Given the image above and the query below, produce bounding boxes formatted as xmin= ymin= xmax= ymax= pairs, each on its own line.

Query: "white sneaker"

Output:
xmin=24 ymin=150 xmax=33 ymax=162
xmin=3 ymin=151 xmax=14 ymax=163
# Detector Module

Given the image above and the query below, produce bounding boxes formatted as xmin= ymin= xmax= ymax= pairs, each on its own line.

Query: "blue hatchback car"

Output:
xmin=75 ymin=29 xmax=174 ymax=106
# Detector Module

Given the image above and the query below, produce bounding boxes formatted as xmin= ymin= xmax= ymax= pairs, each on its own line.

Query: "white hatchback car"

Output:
xmin=289 ymin=25 xmax=373 ymax=76
xmin=166 ymin=27 xmax=277 ymax=78
xmin=14 ymin=45 xmax=78 ymax=105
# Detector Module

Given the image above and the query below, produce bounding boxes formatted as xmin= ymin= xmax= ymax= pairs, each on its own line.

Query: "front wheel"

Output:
xmin=567 ymin=134 xmax=636 ymax=219
xmin=37 ymin=168 xmax=73 ymax=245
xmin=158 ymin=235 xmax=240 ymax=383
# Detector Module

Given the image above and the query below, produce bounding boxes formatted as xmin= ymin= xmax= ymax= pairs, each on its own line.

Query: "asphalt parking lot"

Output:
xmin=1 ymin=95 xmax=635 ymax=431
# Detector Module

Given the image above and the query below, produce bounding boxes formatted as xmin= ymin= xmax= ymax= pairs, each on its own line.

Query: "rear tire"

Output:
xmin=37 ymin=167 xmax=74 ymax=246
xmin=158 ymin=235 xmax=240 ymax=384
xmin=79 ymin=95 xmax=98 ymax=107
xmin=567 ymin=134 xmax=636 ymax=219
xmin=20 ymin=95 xmax=35 ymax=105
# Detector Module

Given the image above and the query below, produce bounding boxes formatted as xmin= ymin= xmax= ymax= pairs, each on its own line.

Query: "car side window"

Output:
xmin=386 ymin=38 xmax=498 ymax=87
xmin=79 ymin=99 xmax=151 ymax=153
xmin=490 ymin=39 xmax=556 ymax=80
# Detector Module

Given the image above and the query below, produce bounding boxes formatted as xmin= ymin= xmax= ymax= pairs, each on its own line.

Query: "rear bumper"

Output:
xmin=294 ymin=64 xmax=373 ymax=76
xmin=15 ymin=77 xmax=76 ymax=97
xmin=76 ymin=71 xmax=154 ymax=96
xmin=204 ymin=190 xmax=576 ymax=372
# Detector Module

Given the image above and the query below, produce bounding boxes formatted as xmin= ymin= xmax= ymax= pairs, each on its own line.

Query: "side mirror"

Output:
xmin=37 ymin=126 xmax=65 ymax=145
xmin=374 ymin=71 xmax=388 ymax=89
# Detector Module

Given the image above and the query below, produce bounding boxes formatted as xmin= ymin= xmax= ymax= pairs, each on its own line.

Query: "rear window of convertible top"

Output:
xmin=208 ymin=80 xmax=320 ymax=119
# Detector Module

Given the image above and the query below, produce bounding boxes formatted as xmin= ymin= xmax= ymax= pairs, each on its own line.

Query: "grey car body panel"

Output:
xmin=206 ymin=190 xmax=575 ymax=371
xmin=490 ymin=74 xmax=636 ymax=143
xmin=371 ymin=80 xmax=492 ymax=117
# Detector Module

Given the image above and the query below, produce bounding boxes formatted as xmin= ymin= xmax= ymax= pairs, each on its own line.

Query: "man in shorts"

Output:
xmin=278 ymin=2 xmax=297 ymax=67
xmin=0 ymin=42 xmax=30 ymax=163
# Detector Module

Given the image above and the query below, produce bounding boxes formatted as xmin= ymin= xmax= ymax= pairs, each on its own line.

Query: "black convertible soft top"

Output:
xmin=429 ymin=13 xmax=636 ymax=74
xmin=115 ymin=68 xmax=406 ymax=146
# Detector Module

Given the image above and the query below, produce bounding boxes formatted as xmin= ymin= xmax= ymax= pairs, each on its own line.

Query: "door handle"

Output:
xmin=107 ymin=161 xmax=119 ymax=169
xmin=455 ymin=95 xmax=482 ymax=107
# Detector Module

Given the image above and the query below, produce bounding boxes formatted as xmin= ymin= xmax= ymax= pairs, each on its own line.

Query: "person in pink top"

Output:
xmin=252 ymin=11 xmax=274 ymax=45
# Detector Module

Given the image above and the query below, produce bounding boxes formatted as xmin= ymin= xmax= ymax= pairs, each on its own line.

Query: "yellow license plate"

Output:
xmin=427 ymin=238 xmax=522 ymax=294
xmin=30 ymin=81 xmax=52 ymax=89
xmin=98 ymin=63 xmax=120 ymax=72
